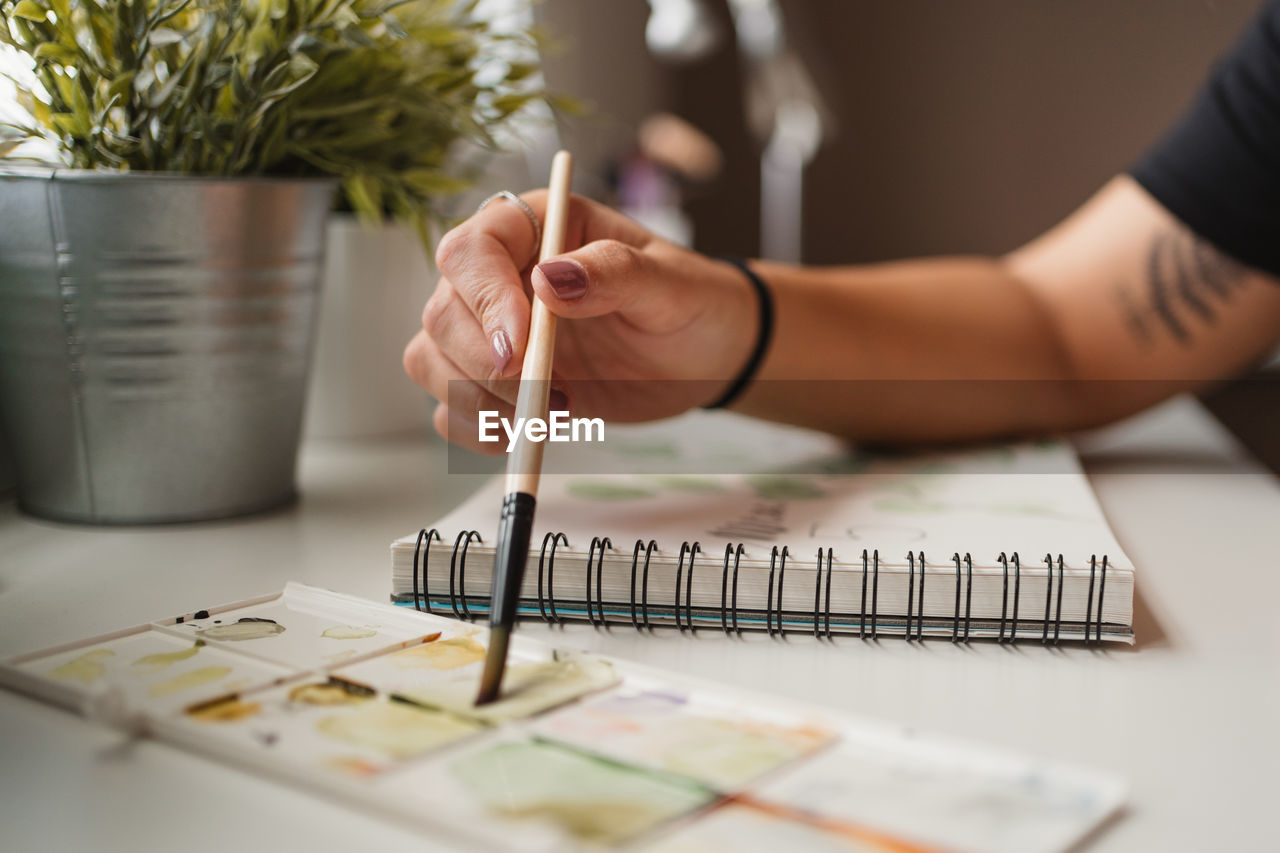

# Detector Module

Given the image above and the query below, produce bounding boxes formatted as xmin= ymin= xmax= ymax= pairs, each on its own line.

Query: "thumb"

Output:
xmin=531 ymin=239 xmax=673 ymax=322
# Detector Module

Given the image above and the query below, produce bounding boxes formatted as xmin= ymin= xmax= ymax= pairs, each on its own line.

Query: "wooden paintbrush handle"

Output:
xmin=506 ymin=150 xmax=574 ymax=497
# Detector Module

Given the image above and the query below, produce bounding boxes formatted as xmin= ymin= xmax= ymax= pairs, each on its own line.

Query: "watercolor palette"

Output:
xmin=0 ymin=584 xmax=1125 ymax=853
xmin=387 ymin=733 xmax=721 ymax=849
xmin=156 ymin=582 xmax=460 ymax=671
xmin=333 ymin=633 xmax=619 ymax=724
xmin=174 ymin=677 xmax=484 ymax=781
xmin=750 ymin=733 xmax=1126 ymax=853
xmin=642 ymin=799 xmax=929 ymax=853
xmin=530 ymin=682 xmax=836 ymax=791
xmin=9 ymin=626 xmax=294 ymax=717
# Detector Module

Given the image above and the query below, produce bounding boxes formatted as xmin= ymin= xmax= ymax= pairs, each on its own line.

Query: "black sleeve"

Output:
xmin=1130 ymin=0 xmax=1280 ymax=279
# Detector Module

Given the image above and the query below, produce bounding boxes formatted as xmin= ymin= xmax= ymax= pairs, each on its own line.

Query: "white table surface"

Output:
xmin=1 ymin=395 xmax=1276 ymax=852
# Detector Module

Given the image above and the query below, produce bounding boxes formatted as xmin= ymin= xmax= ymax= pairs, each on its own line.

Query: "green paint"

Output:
xmin=872 ymin=497 xmax=948 ymax=513
xmin=869 ymin=479 xmax=925 ymax=495
xmin=652 ymin=475 xmax=725 ymax=494
xmin=985 ymin=501 xmax=1088 ymax=522
xmin=315 ymin=701 xmax=478 ymax=760
xmin=657 ymin=718 xmax=819 ymax=789
xmin=745 ymin=475 xmax=825 ymax=500
xmin=812 ymin=453 xmax=872 ymax=475
xmin=566 ymin=481 xmax=656 ymax=501
xmin=401 ymin=655 xmax=617 ymax=725
xmin=609 ymin=440 xmax=680 ymax=460
xmin=450 ymin=739 xmax=714 ymax=844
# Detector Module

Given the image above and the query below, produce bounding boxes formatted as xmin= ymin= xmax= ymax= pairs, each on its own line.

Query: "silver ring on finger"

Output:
xmin=477 ymin=190 xmax=542 ymax=268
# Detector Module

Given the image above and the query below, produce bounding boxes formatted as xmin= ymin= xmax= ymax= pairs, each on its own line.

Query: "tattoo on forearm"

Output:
xmin=1118 ymin=227 xmax=1249 ymax=345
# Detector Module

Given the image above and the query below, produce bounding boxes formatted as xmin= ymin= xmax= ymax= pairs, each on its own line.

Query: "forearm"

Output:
xmin=732 ymin=256 xmax=1090 ymax=443
xmin=730 ymin=178 xmax=1280 ymax=445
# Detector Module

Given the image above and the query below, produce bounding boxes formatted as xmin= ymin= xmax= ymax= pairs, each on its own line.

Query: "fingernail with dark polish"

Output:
xmin=538 ymin=259 xmax=588 ymax=300
xmin=490 ymin=330 xmax=513 ymax=373
xmin=549 ymin=389 xmax=570 ymax=412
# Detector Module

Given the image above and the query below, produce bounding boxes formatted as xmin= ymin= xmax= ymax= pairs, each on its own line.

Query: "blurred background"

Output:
xmin=536 ymin=0 xmax=1259 ymax=262
xmin=533 ymin=0 xmax=1275 ymax=472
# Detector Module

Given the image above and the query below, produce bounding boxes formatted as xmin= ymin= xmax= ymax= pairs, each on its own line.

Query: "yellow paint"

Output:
xmin=187 ymin=698 xmax=262 ymax=723
xmin=148 ymin=665 xmax=232 ymax=697
xmin=324 ymin=649 xmax=359 ymax=663
xmin=390 ymin=635 xmax=485 ymax=670
xmin=315 ymin=701 xmax=477 ymax=760
xmin=498 ymin=799 xmax=672 ymax=844
xmin=289 ymin=682 xmax=369 ymax=707
xmin=406 ymin=656 xmax=618 ymax=724
xmin=321 ymin=625 xmax=378 ymax=640
xmin=47 ymin=649 xmax=114 ymax=685
xmin=131 ymin=642 xmax=202 ymax=670
xmin=658 ymin=718 xmax=826 ymax=788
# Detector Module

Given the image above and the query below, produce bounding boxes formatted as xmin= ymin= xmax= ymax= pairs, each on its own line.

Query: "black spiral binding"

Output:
xmin=949 ymin=553 xmax=962 ymax=642
xmin=1011 ymin=552 xmax=1022 ymax=642
xmin=412 ymin=529 xmax=441 ymax=614
xmin=766 ymin=545 xmax=788 ymax=637
xmin=1084 ymin=553 xmax=1097 ymax=645
xmin=674 ymin=541 xmax=701 ymax=633
xmin=943 ymin=552 xmax=975 ymax=643
xmin=997 ymin=552 xmax=1018 ymax=642
xmin=1043 ymin=553 xmax=1065 ymax=644
xmin=447 ymin=530 xmax=482 ymax=621
xmin=585 ymin=537 xmax=612 ymax=628
xmin=1094 ymin=555 xmax=1109 ymax=643
xmin=630 ymin=539 xmax=658 ymax=630
xmin=732 ymin=544 xmax=746 ymax=635
xmin=720 ymin=543 xmax=746 ymax=635
xmin=858 ymin=549 xmax=880 ymax=639
xmin=537 ymin=532 xmax=569 ymax=624
xmin=822 ymin=548 xmax=835 ymax=639
xmin=905 ymin=551 xmax=916 ymax=640
xmin=812 ymin=548 xmax=835 ymax=639
xmin=421 ymin=527 xmax=1112 ymax=643
xmin=904 ymin=551 xmax=926 ymax=640
xmin=915 ymin=551 xmax=926 ymax=640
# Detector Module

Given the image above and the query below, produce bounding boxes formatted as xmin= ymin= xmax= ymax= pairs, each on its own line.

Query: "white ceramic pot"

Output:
xmin=304 ymin=216 xmax=437 ymax=439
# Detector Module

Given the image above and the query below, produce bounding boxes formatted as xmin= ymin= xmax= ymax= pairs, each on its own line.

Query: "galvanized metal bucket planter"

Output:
xmin=0 ymin=168 xmax=335 ymax=523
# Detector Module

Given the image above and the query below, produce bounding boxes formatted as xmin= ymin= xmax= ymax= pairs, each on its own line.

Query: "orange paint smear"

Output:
xmin=730 ymin=795 xmax=946 ymax=853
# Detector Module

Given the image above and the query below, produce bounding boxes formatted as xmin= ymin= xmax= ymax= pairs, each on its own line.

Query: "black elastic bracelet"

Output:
xmin=706 ymin=257 xmax=775 ymax=409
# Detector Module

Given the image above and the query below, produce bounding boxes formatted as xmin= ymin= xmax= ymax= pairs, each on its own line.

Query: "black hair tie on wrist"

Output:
xmin=706 ymin=257 xmax=775 ymax=409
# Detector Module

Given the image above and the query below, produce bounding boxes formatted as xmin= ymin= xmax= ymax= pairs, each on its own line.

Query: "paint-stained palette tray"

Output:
xmin=0 ymin=583 xmax=1125 ymax=853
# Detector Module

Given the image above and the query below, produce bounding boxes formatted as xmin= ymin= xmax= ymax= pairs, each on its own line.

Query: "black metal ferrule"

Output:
xmin=489 ymin=492 xmax=537 ymax=627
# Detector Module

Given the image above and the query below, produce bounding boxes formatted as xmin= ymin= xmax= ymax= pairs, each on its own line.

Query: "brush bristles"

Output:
xmin=475 ymin=625 xmax=511 ymax=705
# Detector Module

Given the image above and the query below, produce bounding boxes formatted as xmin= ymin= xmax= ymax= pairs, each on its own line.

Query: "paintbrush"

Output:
xmin=476 ymin=150 xmax=574 ymax=705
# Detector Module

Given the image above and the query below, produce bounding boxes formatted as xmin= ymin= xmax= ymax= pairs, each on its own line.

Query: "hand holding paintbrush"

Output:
xmin=476 ymin=150 xmax=575 ymax=705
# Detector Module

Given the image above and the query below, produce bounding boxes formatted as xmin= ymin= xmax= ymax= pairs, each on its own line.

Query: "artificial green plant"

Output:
xmin=0 ymin=0 xmax=557 ymax=241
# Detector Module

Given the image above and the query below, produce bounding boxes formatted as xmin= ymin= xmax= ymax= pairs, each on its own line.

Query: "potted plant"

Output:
xmin=0 ymin=0 xmax=548 ymax=522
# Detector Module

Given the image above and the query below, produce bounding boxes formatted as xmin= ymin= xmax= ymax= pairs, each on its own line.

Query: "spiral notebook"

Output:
xmin=392 ymin=412 xmax=1135 ymax=643
xmin=0 ymin=583 xmax=1125 ymax=852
